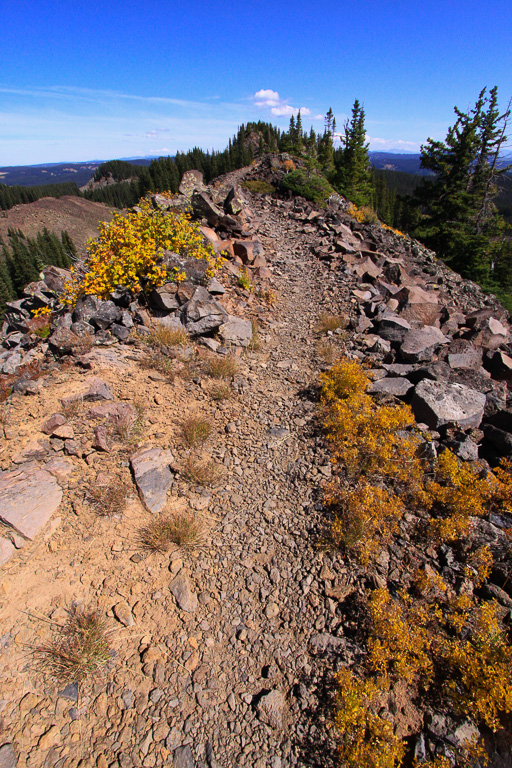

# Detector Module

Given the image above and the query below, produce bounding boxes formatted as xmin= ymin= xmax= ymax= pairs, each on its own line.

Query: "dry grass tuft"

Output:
xmin=317 ymin=340 xmax=338 ymax=364
xmin=247 ymin=319 xmax=262 ymax=351
xmin=33 ymin=605 xmax=112 ymax=684
xmin=139 ymin=350 xmax=175 ymax=379
xmin=182 ymin=415 xmax=213 ymax=447
xmin=182 ymin=455 xmax=224 ymax=487
xmin=210 ymin=382 xmax=232 ymax=401
xmin=87 ymin=478 xmax=128 ymax=517
xmin=144 ymin=322 xmax=189 ymax=349
xmin=137 ymin=511 xmax=206 ymax=553
xmin=316 ymin=312 xmax=348 ymax=334
xmin=206 ymin=355 xmax=239 ymax=379
xmin=60 ymin=398 xmax=84 ymax=420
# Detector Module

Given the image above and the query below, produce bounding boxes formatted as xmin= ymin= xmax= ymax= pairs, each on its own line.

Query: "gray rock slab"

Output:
xmin=182 ymin=297 xmax=228 ymax=336
xmin=173 ymin=745 xmax=194 ymax=768
xmin=130 ymin=446 xmax=174 ymax=513
xmin=169 ymin=574 xmax=198 ymax=613
xmin=309 ymin=633 xmax=346 ymax=653
xmin=368 ymin=377 xmax=413 ymax=397
xmin=412 ymin=379 xmax=486 ymax=429
xmin=0 ymin=465 xmax=62 ymax=541
xmin=256 ymin=690 xmax=285 ymax=729
xmin=400 ymin=326 xmax=449 ymax=363
xmin=377 ymin=313 xmax=412 ymax=343
xmin=0 ymin=744 xmax=17 ymax=768
xmin=218 ymin=316 xmax=252 ymax=347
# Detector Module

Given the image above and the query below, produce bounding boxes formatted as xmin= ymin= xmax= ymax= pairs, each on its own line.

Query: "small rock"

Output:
xmin=169 ymin=574 xmax=198 ymax=613
xmin=113 ymin=601 xmax=134 ymax=627
xmin=256 ymin=689 xmax=285 ymax=729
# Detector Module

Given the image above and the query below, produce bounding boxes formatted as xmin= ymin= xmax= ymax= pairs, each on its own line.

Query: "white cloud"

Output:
xmin=367 ymin=135 xmax=420 ymax=151
xmin=254 ymin=89 xmax=280 ymax=107
xmin=253 ymin=90 xmax=319 ymax=120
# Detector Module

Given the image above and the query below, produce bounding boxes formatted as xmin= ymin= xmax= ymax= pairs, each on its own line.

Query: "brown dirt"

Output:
xmin=0 ymin=196 xmax=116 ymax=253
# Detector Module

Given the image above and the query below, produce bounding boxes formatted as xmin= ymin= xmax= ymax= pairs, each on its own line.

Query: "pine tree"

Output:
xmin=416 ymin=86 xmax=511 ymax=284
xmin=337 ymin=99 xmax=373 ymax=207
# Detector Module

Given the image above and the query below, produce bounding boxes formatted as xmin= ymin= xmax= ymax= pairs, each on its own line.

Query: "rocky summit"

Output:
xmin=1 ymin=156 xmax=512 ymax=768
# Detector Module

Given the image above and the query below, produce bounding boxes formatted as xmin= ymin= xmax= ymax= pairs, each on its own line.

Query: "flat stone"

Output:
xmin=400 ymin=326 xmax=449 ymax=363
xmin=44 ymin=457 xmax=75 ymax=484
xmin=309 ymin=633 xmax=346 ymax=653
xmin=130 ymin=446 xmax=174 ymax=513
xmin=93 ymin=425 xmax=110 ymax=452
xmin=0 ymin=465 xmax=62 ymax=540
xmin=61 ymin=377 xmax=114 ymax=408
xmin=0 ymin=744 xmax=17 ymax=768
xmin=412 ymin=380 xmax=486 ymax=429
xmin=169 ymin=574 xmax=198 ymax=613
xmin=368 ymin=377 xmax=413 ymax=397
xmin=11 ymin=439 xmax=50 ymax=464
xmin=182 ymin=297 xmax=229 ymax=336
xmin=88 ymin=402 xmax=136 ymax=422
xmin=255 ymin=689 xmax=285 ymax=729
xmin=218 ymin=316 xmax=253 ymax=347
xmin=52 ymin=424 xmax=74 ymax=440
xmin=173 ymin=745 xmax=194 ymax=768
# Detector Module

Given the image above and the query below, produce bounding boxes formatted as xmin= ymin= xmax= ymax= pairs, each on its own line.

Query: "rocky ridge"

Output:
xmin=0 ymin=157 xmax=511 ymax=767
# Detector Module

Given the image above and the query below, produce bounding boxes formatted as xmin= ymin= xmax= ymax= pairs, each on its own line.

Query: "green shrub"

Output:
xmin=280 ymin=169 xmax=335 ymax=205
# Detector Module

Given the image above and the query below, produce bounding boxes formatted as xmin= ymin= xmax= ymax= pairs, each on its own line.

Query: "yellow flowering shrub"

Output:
xmin=64 ymin=193 xmax=223 ymax=305
xmin=368 ymin=588 xmax=436 ymax=684
xmin=427 ymin=451 xmax=496 ymax=541
xmin=335 ymin=668 xmax=405 ymax=768
xmin=328 ymin=482 xmax=404 ymax=564
xmin=444 ymin=600 xmax=512 ymax=731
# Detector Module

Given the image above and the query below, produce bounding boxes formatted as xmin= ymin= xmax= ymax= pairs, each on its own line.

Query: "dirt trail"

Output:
xmin=0 ymin=195 xmax=353 ymax=768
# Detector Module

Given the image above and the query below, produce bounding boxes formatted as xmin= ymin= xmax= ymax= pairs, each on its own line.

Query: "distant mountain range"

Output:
xmin=0 ymin=158 xmax=153 ymax=187
xmin=0 ymin=152 xmax=509 ymax=189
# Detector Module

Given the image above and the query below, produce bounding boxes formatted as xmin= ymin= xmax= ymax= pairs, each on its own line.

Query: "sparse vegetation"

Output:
xmin=139 ymin=350 xmax=175 ymax=379
xmin=205 ymin=355 xmax=239 ymax=379
xmin=316 ymin=340 xmax=337 ymax=363
xmin=281 ymin=169 xmax=335 ymax=206
xmin=316 ymin=312 xmax=348 ymax=334
xmin=241 ymin=180 xmax=276 ymax=195
xmin=137 ymin=511 xmax=206 ymax=553
xmin=143 ymin=321 xmax=189 ymax=349
xmin=182 ymin=414 xmax=213 ymax=446
xmin=182 ymin=455 xmax=224 ymax=487
xmin=33 ymin=605 xmax=112 ymax=684
xmin=210 ymin=382 xmax=232 ymax=401
xmin=237 ymin=267 xmax=253 ymax=292
xmin=86 ymin=478 xmax=128 ymax=517
xmin=247 ymin=318 xmax=262 ymax=350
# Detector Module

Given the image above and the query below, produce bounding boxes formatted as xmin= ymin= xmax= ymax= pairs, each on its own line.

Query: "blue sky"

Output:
xmin=0 ymin=0 xmax=511 ymax=166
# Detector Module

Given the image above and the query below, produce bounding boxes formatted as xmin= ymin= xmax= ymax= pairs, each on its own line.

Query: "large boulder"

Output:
xmin=182 ymin=294 xmax=229 ymax=336
xmin=400 ymin=326 xmax=449 ymax=363
xmin=218 ymin=316 xmax=253 ymax=347
xmin=179 ymin=170 xmax=204 ymax=197
xmin=148 ymin=284 xmax=180 ymax=312
xmin=377 ymin=314 xmax=412 ymax=344
xmin=191 ymin=191 xmax=223 ymax=226
xmin=412 ymin=380 xmax=486 ymax=429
